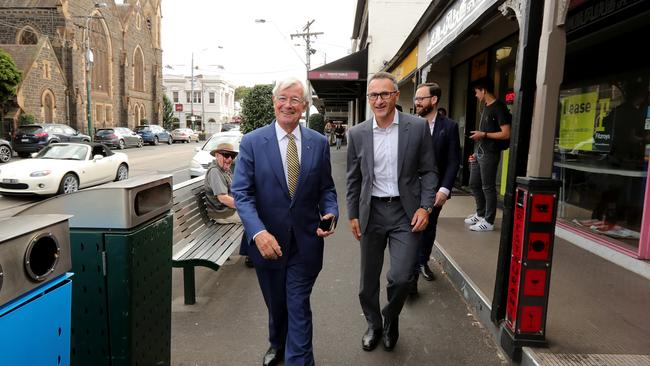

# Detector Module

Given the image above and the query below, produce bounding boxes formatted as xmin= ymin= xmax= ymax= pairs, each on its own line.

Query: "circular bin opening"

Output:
xmin=24 ymin=233 xmax=60 ymax=282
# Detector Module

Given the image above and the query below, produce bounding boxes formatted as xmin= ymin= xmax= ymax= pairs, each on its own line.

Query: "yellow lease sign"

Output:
xmin=558 ymin=92 xmax=598 ymax=150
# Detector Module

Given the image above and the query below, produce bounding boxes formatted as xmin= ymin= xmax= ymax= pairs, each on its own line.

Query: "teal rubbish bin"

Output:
xmin=16 ymin=175 xmax=173 ymax=366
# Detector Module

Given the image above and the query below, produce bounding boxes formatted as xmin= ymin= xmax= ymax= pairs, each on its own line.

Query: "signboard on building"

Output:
xmin=175 ymin=103 xmax=183 ymax=112
xmin=390 ymin=47 xmax=418 ymax=83
xmin=425 ymin=0 xmax=498 ymax=61
xmin=308 ymin=71 xmax=359 ymax=80
xmin=558 ymin=88 xmax=611 ymax=152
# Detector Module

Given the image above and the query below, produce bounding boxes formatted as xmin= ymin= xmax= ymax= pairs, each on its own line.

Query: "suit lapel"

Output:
xmin=363 ymin=119 xmax=374 ymax=177
xmin=263 ymin=122 xmax=290 ymax=198
xmin=397 ymin=112 xmax=409 ymax=176
xmin=295 ymin=125 xmax=314 ymax=203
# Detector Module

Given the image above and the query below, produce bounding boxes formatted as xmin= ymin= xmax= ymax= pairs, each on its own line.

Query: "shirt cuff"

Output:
xmin=252 ymin=230 xmax=267 ymax=242
xmin=438 ymin=187 xmax=450 ymax=197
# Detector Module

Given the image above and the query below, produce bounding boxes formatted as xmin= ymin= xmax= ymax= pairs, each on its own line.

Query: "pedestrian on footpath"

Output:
xmin=410 ymin=82 xmax=460 ymax=294
xmin=466 ymin=77 xmax=511 ymax=232
xmin=334 ymin=123 xmax=345 ymax=150
xmin=346 ymin=71 xmax=437 ymax=352
xmin=232 ymin=77 xmax=338 ymax=366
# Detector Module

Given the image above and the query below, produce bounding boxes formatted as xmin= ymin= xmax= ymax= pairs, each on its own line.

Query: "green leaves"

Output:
xmin=240 ymin=84 xmax=274 ymax=134
xmin=308 ymin=113 xmax=325 ymax=134
xmin=162 ymin=94 xmax=174 ymax=130
xmin=0 ymin=49 xmax=22 ymax=105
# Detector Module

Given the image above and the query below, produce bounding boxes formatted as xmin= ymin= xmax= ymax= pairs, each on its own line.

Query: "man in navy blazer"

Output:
xmin=232 ymin=77 xmax=338 ymax=366
xmin=411 ymin=82 xmax=461 ymax=292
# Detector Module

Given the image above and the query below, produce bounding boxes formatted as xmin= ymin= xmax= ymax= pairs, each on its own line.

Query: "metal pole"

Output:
xmin=85 ymin=23 xmax=93 ymax=141
xmin=190 ymin=52 xmax=194 ymax=131
xmin=291 ymin=20 xmax=322 ymax=128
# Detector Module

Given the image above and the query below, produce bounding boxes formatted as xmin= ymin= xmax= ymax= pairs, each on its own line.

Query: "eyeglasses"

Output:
xmin=413 ymin=96 xmax=433 ymax=102
xmin=276 ymin=96 xmax=305 ymax=106
xmin=367 ymin=91 xmax=398 ymax=101
xmin=219 ymin=152 xmax=237 ymax=159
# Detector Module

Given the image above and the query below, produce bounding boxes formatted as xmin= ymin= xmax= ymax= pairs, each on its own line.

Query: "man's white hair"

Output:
xmin=273 ymin=77 xmax=310 ymax=106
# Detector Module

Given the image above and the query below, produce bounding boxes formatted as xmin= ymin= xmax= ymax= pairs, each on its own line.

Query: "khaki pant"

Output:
xmin=208 ymin=210 xmax=242 ymax=224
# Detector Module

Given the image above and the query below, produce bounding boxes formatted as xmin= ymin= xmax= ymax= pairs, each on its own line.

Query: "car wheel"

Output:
xmin=58 ymin=173 xmax=79 ymax=195
xmin=137 ymin=139 xmax=143 ymax=148
xmin=82 ymin=139 xmax=90 ymax=142
xmin=118 ymin=139 xmax=126 ymax=150
xmin=115 ymin=163 xmax=129 ymax=181
xmin=167 ymin=137 xmax=173 ymax=145
xmin=0 ymin=145 xmax=11 ymax=163
xmin=152 ymin=136 xmax=159 ymax=146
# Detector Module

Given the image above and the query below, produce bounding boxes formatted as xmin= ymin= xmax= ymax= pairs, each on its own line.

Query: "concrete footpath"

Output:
xmin=170 ymin=147 xmax=509 ymax=366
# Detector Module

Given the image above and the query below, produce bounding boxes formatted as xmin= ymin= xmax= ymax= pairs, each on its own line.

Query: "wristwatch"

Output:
xmin=420 ymin=205 xmax=433 ymax=214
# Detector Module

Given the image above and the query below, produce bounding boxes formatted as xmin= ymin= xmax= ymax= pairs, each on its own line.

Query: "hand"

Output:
xmin=254 ymin=231 xmax=283 ymax=260
xmin=317 ymin=213 xmax=336 ymax=238
xmin=433 ymin=191 xmax=448 ymax=207
xmin=410 ymin=208 xmax=429 ymax=232
xmin=349 ymin=218 xmax=361 ymax=241
xmin=469 ymin=130 xmax=485 ymax=141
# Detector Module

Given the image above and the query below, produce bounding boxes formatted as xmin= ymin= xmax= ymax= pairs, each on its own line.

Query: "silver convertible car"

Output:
xmin=0 ymin=142 xmax=129 ymax=196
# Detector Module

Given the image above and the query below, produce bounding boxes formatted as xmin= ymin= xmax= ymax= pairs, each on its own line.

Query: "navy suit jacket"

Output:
xmin=431 ymin=115 xmax=461 ymax=197
xmin=232 ymin=122 xmax=338 ymax=275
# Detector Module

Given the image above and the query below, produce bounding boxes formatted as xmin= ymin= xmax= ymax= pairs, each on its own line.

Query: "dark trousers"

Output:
xmin=469 ymin=151 xmax=500 ymax=224
xmin=414 ymin=205 xmax=443 ymax=278
xmin=254 ymin=235 xmax=318 ymax=366
xmin=359 ymin=198 xmax=421 ymax=330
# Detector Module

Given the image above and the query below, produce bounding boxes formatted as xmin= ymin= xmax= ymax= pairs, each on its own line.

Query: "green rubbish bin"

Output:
xmin=16 ymin=175 xmax=174 ymax=366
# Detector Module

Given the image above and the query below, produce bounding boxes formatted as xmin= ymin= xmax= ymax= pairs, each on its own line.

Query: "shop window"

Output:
xmin=554 ymin=75 xmax=649 ymax=251
xmin=209 ymin=92 xmax=215 ymax=104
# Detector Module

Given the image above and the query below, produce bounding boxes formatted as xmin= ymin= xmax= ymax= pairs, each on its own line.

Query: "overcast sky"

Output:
xmin=161 ymin=1 xmax=357 ymax=87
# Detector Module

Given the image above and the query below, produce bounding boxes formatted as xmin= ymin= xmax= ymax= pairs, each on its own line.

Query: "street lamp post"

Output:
xmin=83 ymin=3 xmax=107 ymax=141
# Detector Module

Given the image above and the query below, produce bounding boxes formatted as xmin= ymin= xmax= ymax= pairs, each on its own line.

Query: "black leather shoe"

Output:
xmin=361 ymin=327 xmax=382 ymax=351
xmin=419 ymin=264 xmax=435 ymax=281
xmin=244 ymin=256 xmax=254 ymax=268
xmin=382 ymin=318 xmax=399 ymax=351
xmin=262 ymin=347 xmax=283 ymax=366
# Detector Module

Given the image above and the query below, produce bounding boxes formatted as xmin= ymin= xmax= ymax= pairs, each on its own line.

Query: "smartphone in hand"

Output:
xmin=319 ymin=217 xmax=336 ymax=232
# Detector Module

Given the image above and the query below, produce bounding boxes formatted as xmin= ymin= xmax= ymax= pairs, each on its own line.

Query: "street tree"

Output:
xmin=308 ymin=113 xmax=325 ymax=134
xmin=240 ymin=84 xmax=274 ymax=134
xmin=162 ymin=94 xmax=174 ymax=131
xmin=235 ymin=86 xmax=252 ymax=102
xmin=0 ymin=49 xmax=22 ymax=137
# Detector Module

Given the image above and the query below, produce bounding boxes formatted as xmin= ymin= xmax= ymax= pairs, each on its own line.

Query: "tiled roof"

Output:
xmin=0 ymin=0 xmax=60 ymax=7
xmin=0 ymin=43 xmax=41 ymax=75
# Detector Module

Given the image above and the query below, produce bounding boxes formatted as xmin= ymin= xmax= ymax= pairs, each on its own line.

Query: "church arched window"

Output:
xmin=89 ymin=18 xmax=109 ymax=93
xmin=18 ymin=27 xmax=38 ymax=45
xmin=133 ymin=46 xmax=145 ymax=91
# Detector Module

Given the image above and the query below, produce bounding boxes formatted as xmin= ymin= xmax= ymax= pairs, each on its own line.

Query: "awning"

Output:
xmin=309 ymin=48 xmax=368 ymax=110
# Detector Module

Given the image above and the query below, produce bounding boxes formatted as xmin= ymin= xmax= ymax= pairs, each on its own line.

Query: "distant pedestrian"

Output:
xmin=410 ymin=82 xmax=460 ymax=294
xmin=466 ymin=77 xmax=511 ymax=232
xmin=324 ymin=121 xmax=333 ymax=145
xmin=438 ymin=107 xmax=447 ymax=118
xmin=334 ymin=124 xmax=345 ymax=150
xmin=346 ymin=71 xmax=437 ymax=352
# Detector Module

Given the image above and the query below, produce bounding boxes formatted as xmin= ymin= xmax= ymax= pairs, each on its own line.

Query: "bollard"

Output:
xmin=500 ymin=177 xmax=561 ymax=361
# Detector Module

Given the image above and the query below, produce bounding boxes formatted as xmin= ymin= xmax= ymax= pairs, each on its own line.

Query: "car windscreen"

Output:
xmin=96 ymin=129 xmax=115 ymax=135
xmin=37 ymin=145 xmax=88 ymax=160
xmin=17 ymin=126 xmax=43 ymax=134
xmin=135 ymin=126 xmax=150 ymax=132
xmin=203 ymin=135 xmax=240 ymax=151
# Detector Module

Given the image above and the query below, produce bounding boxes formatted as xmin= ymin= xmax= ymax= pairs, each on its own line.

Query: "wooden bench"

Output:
xmin=172 ymin=177 xmax=244 ymax=305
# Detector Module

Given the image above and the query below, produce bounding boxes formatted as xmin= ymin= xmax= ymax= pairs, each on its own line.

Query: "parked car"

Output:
xmin=0 ymin=142 xmax=128 ymax=196
xmin=13 ymin=123 xmax=91 ymax=157
xmin=171 ymin=128 xmax=200 ymax=143
xmin=189 ymin=130 xmax=242 ymax=178
xmin=0 ymin=138 xmax=12 ymax=163
xmin=94 ymin=127 xmax=143 ymax=149
xmin=220 ymin=123 xmax=240 ymax=132
xmin=134 ymin=124 xmax=172 ymax=145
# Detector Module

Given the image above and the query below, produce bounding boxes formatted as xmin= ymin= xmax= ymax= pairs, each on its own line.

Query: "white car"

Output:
xmin=189 ymin=130 xmax=242 ymax=178
xmin=0 ymin=143 xmax=129 ymax=196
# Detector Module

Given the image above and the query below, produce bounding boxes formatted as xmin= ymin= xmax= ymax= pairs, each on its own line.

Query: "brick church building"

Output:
xmin=0 ymin=0 xmax=162 ymax=138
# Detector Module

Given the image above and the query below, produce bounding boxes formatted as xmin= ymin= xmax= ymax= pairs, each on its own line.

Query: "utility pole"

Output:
xmin=190 ymin=52 xmax=194 ymax=130
xmin=291 ymin=20 xmax=322 ymax=125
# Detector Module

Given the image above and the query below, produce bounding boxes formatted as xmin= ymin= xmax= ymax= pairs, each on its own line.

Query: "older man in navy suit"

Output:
xmin=411 ymin=82 xmax=461 ymax=293
xmin=232 ymin=77 xmax=338 ymax=366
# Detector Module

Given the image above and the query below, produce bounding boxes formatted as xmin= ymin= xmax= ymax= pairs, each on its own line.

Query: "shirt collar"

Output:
xmin=275 ymin=121 xmax=301 ymax=142
xmin=372 ymin=109 xmax=400 ymax=129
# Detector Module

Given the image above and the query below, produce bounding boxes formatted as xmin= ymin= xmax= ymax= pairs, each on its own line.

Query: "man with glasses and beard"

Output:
xmin=410 ymin=82 xmax=461 ymax=294
xmin=346 ymin=71 xmax=437 ymax=352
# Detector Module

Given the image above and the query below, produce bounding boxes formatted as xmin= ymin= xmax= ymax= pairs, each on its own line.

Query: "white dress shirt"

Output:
xmin=371 ymin=111 xmax=400 ymax=197
xmin=275 ymin=122 xmax=302 ymax=187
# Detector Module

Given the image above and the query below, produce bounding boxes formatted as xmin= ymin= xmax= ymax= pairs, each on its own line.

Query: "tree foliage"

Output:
xmin=308 ymin=113 xmax=325 ymax=134
xmin=0 ymin=49 xmax=21 ymax=107
xmin=240 ymin=84 xmax=274 ymax=134
xmin=18 ymin=113 xmax=35 ymax=125
xmin=235 ymin=86 xmax=252 ymax=102
xmin=162 ymin=94 xmax=174 ymax=131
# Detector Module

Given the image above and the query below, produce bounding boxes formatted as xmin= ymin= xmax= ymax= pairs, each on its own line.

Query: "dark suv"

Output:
xmin=13 ymin=123 xmax=91 ymax=157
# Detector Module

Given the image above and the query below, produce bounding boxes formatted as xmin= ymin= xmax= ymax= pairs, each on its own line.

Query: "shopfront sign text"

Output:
xmin=425 ymin=0 xmax=498 ymax=61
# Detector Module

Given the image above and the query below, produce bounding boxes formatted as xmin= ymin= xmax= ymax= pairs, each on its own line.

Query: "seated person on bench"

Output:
xmin=204 ymin=143 xmax=240 ymax=224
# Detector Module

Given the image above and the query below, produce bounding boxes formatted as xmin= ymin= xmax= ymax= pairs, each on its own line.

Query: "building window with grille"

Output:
xmin=209 ymin=92 xmax=215 ymax=104
xmin=173 ymin=91 xmax=179 ymax=103
xmin=193 ymin=91 xmax=201 ymax=103
xmin=186 ymin=91 xmax=191 ymax=103
xmin=133 ymin=46 xmax=145 ymax=91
